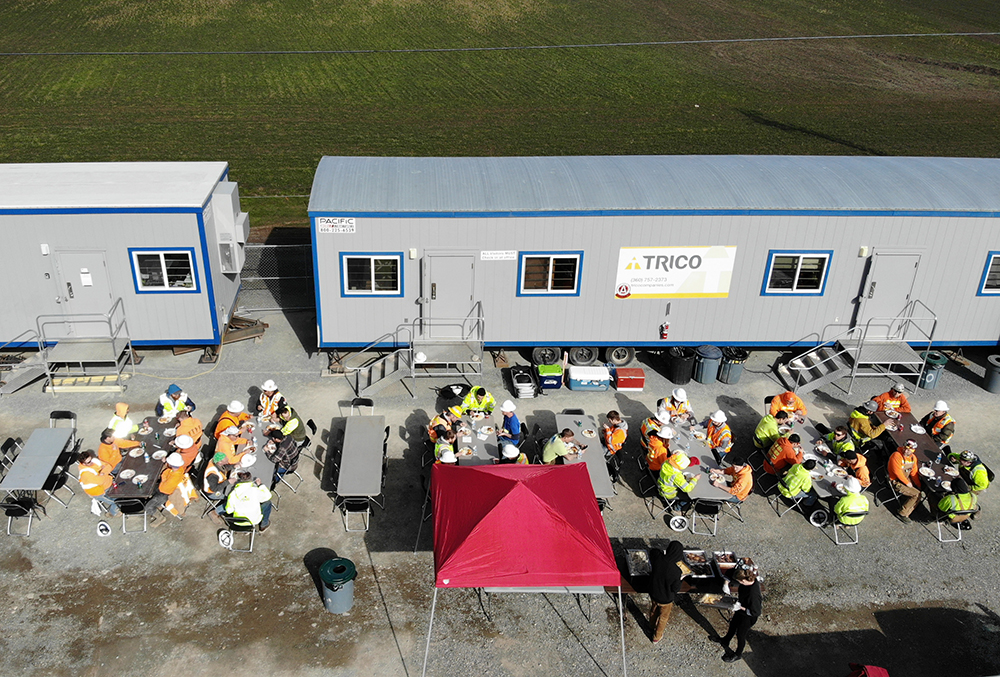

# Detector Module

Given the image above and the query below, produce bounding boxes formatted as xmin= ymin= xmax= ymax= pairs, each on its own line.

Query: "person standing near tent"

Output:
xmin=648 ymin=541 xmax=692 ymax=644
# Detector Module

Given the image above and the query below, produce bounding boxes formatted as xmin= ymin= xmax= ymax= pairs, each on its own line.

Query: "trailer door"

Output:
xmin=856 ymin=250 xmax=921 ymax=338
xmin=50 ymin=250 xmax=114 ymax=338
xmin=422 ymin=252 xmax=476 ymax=339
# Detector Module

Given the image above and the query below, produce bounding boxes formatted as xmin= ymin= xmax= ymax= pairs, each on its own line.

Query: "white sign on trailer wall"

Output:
xmin=480 ymin=250 xmax=517 ymax=261
xmin=317 ymin=217 xmax=356 ymax=234
xmin=614 ymin=246 xmax=737 ymax=299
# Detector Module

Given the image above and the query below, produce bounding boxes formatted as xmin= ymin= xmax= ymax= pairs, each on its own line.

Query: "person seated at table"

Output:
xmin=215 ymin=401 xmax=251 ymax=440
xmin=107 ymin=402 xmax=139 ymax=439
xmin=949 ymin=450 xmax=991 ymax=495
xmin=646 ymin=428 xmax=674 ymax=473
xmin=498 ymin=443 xmax=529 ymax=465
xmin=824 ymin=426 xmax=856 ymax=457
xmin=156 ymin=384 xmax=196 ymax=420
xmin=763 ymin=434 xmax=803 ymax=476
xmin=217 ymin=426 xmax=249 ymax=466
xmin=273 ymin=406 xmax=307 ymax=445
xmin=647 ymin=541 xmax=693 ymax=644
xmin=838 ymin=450 xmax=871 ymax=489
xmin=769 ymin=391 xmax=808 ymax=420
xmin=497 ymin=400 xmax=521 ymax=446
xmin=173 ymin=409 xmax=204 ymax=452
xmin=224 ymin=470 xmax=273 ymax=532
xmin=434 ymin=429 xmax=456 ymax=461
xmin=872 ymin=382 xmax=911 ymax=414
xmin=704 ymin=410 xmax=733 ymax=464
xmin=147 ymin=452 xmax=192 ymax=527
xmin=257 ymin=379 xmax=287 ymax=418
xmin=265 ymin=430 xmax=301 ymax=488
xmin=888 ymin=440 xmax=922 ymax=523
xmin=754 ymin=411 xmax=791 ymax=450
xmin=171 ymin=434 xmax=200 ymax=471
xmin=460 ymin=386 xmax=496 ymax=416
xmin=428 ymin=408 xmax=460 ymax=443
xmin=97 ymin=428 xmax=140 ymax=473
xmin=833 ymin=477 xmax=869 ymax=526
xmin=936 ymin=478 xmax=979 ymax=531
xmin=657 ymin=452 xmax=699 ymax=511
xmin=919 ymin=401 xmax=955 ymax=446
xmin=848 ymin=400 xmax=888 ymax=455
xmin=203 ymin=452 xmax=236 ymax=502
xmin=660 ymin=388 xmax=694 ymax=423
xmin=77 ymin=451 xmax=120 ymax=516
xmin=542 ymin=429 xmax=581 ymax=465
xmin=711 ymin=458 xmax=753 ymax=501
xmin=640 ymin=410 xmax=670 ymax=453
xmin=777 ymin=459 xmax=818 ymax=507
xmin=602 ymin=410 xmax=628 ymax=457
xmin=437 ymin=449 xmax=459 ymax=465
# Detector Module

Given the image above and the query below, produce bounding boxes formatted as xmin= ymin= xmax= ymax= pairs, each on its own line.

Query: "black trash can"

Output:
xmin=985 ymin=355 xmax=1000 ymax=393
xmin=663 ymin=347 xmax=696 ymax=385
xmin=693 ymin=345 xmax=723 ymax=384
xmin=918 ymin=351 xmax=948 ymax=390
xmin=718 ymin=347 xmax=750 ymax=385
xmin=320 ymin=558 xmax=357 ymax=614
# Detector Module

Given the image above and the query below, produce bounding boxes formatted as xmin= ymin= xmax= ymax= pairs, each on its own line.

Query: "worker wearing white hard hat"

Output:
xmin=703 ymin=410 xmax=734 ymax=464
xmin=873 ymin=383 xmax=912 ymax=414
xmin=646 ymin=426 xmax=675 ymax=472
xmin=834 ymin=475 xmax=869 ymax=527
xmin=214 ymin=400 xmax=251 ymax=440
xmin=257 ymin=380 xmax=287 ymax=418
xmin=497 ymin=400 xmax=521 ymax=446
xmin=641 ymin=409 xmax=672 ymax=453
xmin=148 ymin=451 xmax=194 ymax=526
xmin=499 ymin=443 xmax=528 ymax=465
xmin=217 ymin=426 xmax=250 ymax=466
xmin=663 ymin=388 xmax=694 ymax=423
xmin=919 ymin=401 xmax=956 ymax=446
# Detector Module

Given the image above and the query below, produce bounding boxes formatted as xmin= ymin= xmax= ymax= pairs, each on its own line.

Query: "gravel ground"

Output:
xmin=1 ymin=313 xmax=998 ymax=677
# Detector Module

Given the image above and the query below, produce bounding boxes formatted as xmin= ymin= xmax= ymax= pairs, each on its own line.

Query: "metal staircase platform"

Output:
xmin=838 ymin=339 xmax=924 ymax=365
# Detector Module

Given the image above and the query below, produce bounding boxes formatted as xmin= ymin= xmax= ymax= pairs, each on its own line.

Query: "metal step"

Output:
xmin=779 ymin=347 xmax=855 ymax=394
xmin=0 ymin=366 xmax=47 ymax=395
xmin=358 ymin=350 xmax=408 ymax=397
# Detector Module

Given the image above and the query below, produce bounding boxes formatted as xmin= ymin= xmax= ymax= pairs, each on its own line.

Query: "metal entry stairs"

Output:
xmin=345 ymin=304 xmax=485 ymax=397
xmin=778 ymin=301 xmax=937 ymax=395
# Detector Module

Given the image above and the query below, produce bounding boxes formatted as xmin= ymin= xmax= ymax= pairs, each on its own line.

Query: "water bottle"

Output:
xmin=143 ymin=443 xmax=149 ymax=464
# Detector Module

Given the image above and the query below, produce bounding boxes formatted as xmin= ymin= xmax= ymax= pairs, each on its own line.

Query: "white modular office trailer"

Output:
xmin=308 ymin=155 xmax=1000 ymax=360
xmin=0 ymin=162 xmax=249 ymax=348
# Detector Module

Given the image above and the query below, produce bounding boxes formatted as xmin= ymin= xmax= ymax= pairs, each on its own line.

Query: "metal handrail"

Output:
xmin=0 ymin=329 xmax=40 ymax=354
xmin=786 ymin=325 xmax=859 ymax=390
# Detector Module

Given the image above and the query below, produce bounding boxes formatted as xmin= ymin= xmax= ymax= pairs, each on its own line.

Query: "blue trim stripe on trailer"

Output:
xmin=196 ymin=202 xmax=221 ymax=344
xmin=311 ymin=217 xmax=324 ymax=345
xmin=0 ymin=207 xmax=201 ymax=215
xmin=316 ymin=339 xmax=1000 ymax=349
xmin=308 ymin=208 xmax=1000 ymax=219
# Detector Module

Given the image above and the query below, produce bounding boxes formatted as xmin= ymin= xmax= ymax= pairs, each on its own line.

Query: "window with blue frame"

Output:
xmin=977 ymin=252 xmax=1000 ymax=295
xmin=762 ymin=251 xmax=831 ymax=295
xmin=129 ymin=248 xmax=198 ymax=293
xmin=340 ymin=253 xmax=403 ymax=296
xmin=518 ymin=251 xmax=583 ymax=296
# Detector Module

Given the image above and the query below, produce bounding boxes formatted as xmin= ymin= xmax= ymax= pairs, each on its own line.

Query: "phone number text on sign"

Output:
xmin=317 ymin=217 xmax=356 ymax=234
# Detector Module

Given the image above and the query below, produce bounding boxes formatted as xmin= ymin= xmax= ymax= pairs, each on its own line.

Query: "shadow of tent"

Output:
xmin=739 ymin=606 xmax=1000 ymax=677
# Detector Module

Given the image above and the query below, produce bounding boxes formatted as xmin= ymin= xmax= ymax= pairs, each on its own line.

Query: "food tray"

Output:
xmin=690 ymin=592 xmax=739 ymax=610
xmin=626 ymin=549 xmax=651 ymax=577
xmin=713 ymin=551 xmax=737 ymax=569
xmin=682 ymin=550 xmax=715 ymax=578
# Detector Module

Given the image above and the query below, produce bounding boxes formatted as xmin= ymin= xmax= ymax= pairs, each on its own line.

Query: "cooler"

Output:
xmin=537 ymin=364 xmax=563 ymax=390
xmin=615 ymin=367 xmax=645 ymax=392
xmin=568 ymin=366 xmax=611 ymax=391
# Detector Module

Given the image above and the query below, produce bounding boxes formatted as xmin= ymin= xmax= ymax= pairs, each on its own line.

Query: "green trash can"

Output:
xmin=320 ymin=558 xmax=357 ymax=614
xmin=918 ymin=351 xmax=948 ymax=390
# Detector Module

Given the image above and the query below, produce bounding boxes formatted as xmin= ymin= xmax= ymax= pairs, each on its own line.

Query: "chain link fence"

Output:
xmin=237 ymin=244 xmax=315 ymax=312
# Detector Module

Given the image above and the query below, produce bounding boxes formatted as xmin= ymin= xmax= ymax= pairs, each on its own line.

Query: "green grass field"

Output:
xmin=1 ymin=0 xmax=999 ymax=227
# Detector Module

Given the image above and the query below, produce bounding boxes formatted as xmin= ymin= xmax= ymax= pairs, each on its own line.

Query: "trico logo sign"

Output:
xmin=623 ymin=254 xmax=703 ymax=272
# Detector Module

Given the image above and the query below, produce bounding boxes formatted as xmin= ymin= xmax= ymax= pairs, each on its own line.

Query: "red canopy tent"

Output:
xmin=421 ymin=464 xmax=626 ymax=676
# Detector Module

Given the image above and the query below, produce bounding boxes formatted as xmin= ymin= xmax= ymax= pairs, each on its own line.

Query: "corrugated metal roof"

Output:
xmin=0 ymin=162 xmax=229 ymax=209
xmin=309 ymin=155 xmax=1000 ymax=214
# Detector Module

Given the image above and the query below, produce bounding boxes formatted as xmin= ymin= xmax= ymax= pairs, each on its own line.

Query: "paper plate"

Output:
xmin=240 ymin=453 xmax=257 ymax=468
xmin=479 ymin=426 xmax=495 ymax=435
xmin=910 ymin=424 xmax=927 ymax=435
xmin=158 ymin=416 xmax=172 ymax=425
xmin=458 ymin=447 xmax=474 ymax=456
xmin=918 ymin=466 xmax=935 ymax=478
xmin=118 ymin=469 xmax=136 ymax=480
xmin=778 ymin=425 xmax=792 ymax=434
xmin=128 ymin=448 xmax=144 ymax=458
xmin=132 ymin=474 xmax=149 ymax=485
xmin=940 ymin=480 xmax=952 ymax=492
xmin=944 ymin=466 xmax=960 ymax=477
xmin=137 ymin=427 xmax=152 ymax=436
xmin=151 ymin=450 xmax=168 ymax=461
xmin=581 ymin=429 xmax=597 ymax=439
xmin=164 ymin=427 xmax=177 ymax=437
xmin=831 ymin=467 xmax=849 ymax=479
xmin=690 ymin=431 xmax=707 ymax=441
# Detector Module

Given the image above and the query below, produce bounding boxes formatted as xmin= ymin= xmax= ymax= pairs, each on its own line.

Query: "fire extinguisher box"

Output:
xmin=615 ymin=368 xmax=645 ymax=392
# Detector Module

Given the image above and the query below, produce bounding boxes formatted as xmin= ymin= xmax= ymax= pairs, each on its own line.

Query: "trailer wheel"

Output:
xmin=568 ymin=346 xmax=598 ymax=366
xmin=604 ymin=346 xmax=635 ymax=366
xmin=531 ymin=347 xmax=560 ymax=366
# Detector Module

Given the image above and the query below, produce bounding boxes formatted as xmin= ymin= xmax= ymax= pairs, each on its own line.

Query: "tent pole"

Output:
xmin=421 ymin=587 xmax=439 ymax=677
xmin=618 ymin=586 xmax=627 ymax=677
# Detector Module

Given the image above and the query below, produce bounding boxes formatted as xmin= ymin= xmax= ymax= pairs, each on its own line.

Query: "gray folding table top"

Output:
xmin=456 ymin=415 xmax=498 ymax=466
xmin=555 ymin=414 xmax=615 ymax=499
xmin=0 ymin=428 xmax=74 ymax=492
xmin=336 ymin=415 xmax=386 ymax=498
xmin=665 ymin=424 xmax=740 ymax=503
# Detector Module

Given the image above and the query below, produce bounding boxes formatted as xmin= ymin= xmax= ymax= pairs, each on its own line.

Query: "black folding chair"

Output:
xmin=350 ymin=397 xmax=375 ymax=416
xmin=220 ymin=514 xmax=256 ymax=552
xmin=298 ymin=419 xmax=320 ymax=464
xmin=117 ymin=498 xmax=149 ymax=534
xmin=2 ymin=495 xmax=44 ymax=536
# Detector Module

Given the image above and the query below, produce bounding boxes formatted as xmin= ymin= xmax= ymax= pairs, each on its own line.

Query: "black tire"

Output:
xmin=568 ymin=346 xmax=598 ymax=366
xmin=603 ymin=346 xmax=636 ymax=366
xmin=531 ymin=346 xmax=561 ymax=366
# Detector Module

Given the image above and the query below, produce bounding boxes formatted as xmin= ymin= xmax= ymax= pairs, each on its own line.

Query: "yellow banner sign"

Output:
xmin=614 ymin=246 xmax=737 ymax=299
